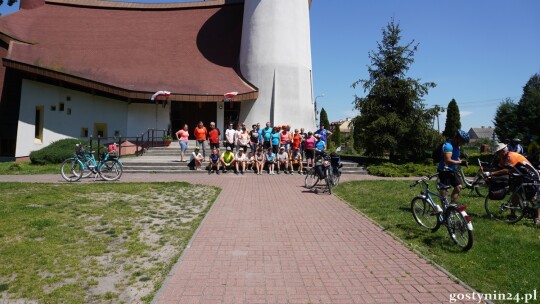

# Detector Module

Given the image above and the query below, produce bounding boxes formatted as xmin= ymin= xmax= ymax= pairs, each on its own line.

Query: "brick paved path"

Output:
xmin=0 ymin=174 xmax=473 ymax=303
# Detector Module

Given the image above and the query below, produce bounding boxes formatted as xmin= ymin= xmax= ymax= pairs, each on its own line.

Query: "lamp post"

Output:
xmin=314 ymin=94 xmax=325 ymax=124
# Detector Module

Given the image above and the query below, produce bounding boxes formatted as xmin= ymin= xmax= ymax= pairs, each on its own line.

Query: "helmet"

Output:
xmin=456 ymin=129 xmax=470 ymax=143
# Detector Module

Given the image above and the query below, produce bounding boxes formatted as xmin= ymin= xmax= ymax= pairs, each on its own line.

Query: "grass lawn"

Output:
xmin=334 ymin=180 xmax=540 ymax=301
xmin=0 ymin=162 xmax=59 ymax=175
xmin=0 ymin=182 xmax=220 ymax=304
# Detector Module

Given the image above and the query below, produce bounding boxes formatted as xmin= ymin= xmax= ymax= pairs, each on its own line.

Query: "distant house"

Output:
xmin=468 ymin=127 xmax=496 ymax=142
xmin=330 ymin=118 xmax=353 ymax=137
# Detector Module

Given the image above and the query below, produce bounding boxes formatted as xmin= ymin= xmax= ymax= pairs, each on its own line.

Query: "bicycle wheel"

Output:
xmin=445 ymin=207 xmax=473 ymax=251
xmin=411 ymin=197 xmax=440 ymax=231
xmin=98 ymin=159 xmax=123 ymax=181
xmin=304 ymin=168 xmax=319 ymax=189
xmin=60 ymin=158 xmax=83 ymax=182
xmin=331 ymin=168 xmax=340 ymax=186
xmin=484 ymin=192 xmax=525 ymax=224
xmin=473 ymin=175 xmax=488 ymax=197
xmin=325 ymin=177 xmax=333 ymax=195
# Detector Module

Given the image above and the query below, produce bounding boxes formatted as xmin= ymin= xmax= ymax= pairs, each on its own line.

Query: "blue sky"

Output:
xmin=2 ymin=0 xmax=539 ymax=131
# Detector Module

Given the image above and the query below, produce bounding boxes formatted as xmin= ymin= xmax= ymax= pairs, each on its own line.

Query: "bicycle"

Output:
xmin=60 ymin=144 xmax=123 ymax=182
xmin=410 ymin=173 xmax=474 ymax=251
xmin=304 ymin=153 xmax=333 ymax=194
xmin=456 ymin=158 xmax=490 ymax=197
xmin=484 ymin=173 xmax=540 ymax=224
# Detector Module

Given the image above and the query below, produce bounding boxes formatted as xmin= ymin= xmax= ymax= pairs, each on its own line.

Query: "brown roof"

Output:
xmin=0 ymin=0 xmax=257 ymax=102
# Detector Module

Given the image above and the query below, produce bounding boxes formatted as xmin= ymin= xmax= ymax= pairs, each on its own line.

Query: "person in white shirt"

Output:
xmin=276 ymin=146 xmax=291 ymax=174
xmin=225 ymin=123 xmax=237 ymax=150
xmin=188 ymin=146 xmax=204 ymax=170
xmin=235 ymin=148 xmax=248 ymax=175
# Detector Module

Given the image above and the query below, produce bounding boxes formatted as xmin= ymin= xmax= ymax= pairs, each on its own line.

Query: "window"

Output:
xmin=67 ymin=108 xmax=72 ymax=115
xmin=35 ymin=106 xmax=44 ymax=143
xmin=93 ymin=123 xmax=107 ymax=138
xmin=59 ymin=102 xmax=65 ymax=111
xmin=50 ymin=105 xmax=56 ymax=111
xmin=81 ymin=128 xmax=88 ymax=138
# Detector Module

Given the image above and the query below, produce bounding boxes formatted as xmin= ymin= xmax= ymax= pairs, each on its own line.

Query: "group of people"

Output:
xmin=174 ymin=121 xmax=333 ymax=175
xmin=436 ymin=129 xmax=540 ymax=223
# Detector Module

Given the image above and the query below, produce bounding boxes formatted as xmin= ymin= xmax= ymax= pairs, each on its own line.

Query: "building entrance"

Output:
xmin=170 ymin=102 xmax=216 ymax=139
xmin=223 ymin=101 xmax=241 ymax=131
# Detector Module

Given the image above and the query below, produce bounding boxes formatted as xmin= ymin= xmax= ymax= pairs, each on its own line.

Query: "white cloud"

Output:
xmin=460 ymin=111 xmax=473 ymax=117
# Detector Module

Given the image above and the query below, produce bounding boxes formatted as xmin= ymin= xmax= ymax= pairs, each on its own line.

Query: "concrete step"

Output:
xmin=121 ymin=146 xmax=368 ymax=175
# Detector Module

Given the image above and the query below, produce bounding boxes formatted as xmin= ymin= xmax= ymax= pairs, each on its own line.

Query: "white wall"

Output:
xmin=15 ymin=80 xmax=169 ymax=157
xmin=239 ymin=0 xmax=316 ymax=130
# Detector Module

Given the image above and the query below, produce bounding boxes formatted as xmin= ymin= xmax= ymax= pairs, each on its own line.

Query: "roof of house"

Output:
xmin=468 ymin=127 xmax=494 ymax=139
xmin=0 ymin=0 xmax=257 ymax=102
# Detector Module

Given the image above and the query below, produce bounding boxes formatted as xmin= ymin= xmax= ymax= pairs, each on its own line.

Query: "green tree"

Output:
xmin=516 ymin=73 xmax=540 ymax=139
xmin=351 ymin=19 xmax=436 ymax=162
xmin=332 ymin=123 xmax=342 ymax=147
xmin=493 ymin=98 xmax=519 ymax=142
xmin=442 ymin=99 xmax=461 ymax=139
xmin=319 ymin=108 xmax=330 ymax=130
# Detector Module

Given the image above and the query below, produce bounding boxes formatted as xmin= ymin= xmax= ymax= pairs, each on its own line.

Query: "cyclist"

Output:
xmin=484 ymin=143 xmax=540 ymax=223
xmin=437 ymin=129 xmax=470 ymax=207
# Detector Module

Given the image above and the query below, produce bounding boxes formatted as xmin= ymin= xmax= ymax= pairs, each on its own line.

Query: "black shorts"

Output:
xmin=210 ymin=142 xmax=219 ymax=150
xmin=305 ymin=149 xmax=315 ymax=159
xmin=438 ymin=170 xmax=462 ymax=187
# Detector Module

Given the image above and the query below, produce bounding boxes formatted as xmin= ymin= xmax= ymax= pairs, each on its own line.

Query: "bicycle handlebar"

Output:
xmin=409 ymin=173 xmax=438 ymax=188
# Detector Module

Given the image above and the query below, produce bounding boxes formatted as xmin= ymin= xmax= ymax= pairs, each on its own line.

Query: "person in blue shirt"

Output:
xmin=314 ymin=125 xmax=332 ymax=143
xmin=261 ymin=122 xmax=273 ymax=149
xmin=270 ymin=127 xmax=280 ymax=154
xmin=265 ymin=147 xmax=276 ymax=174
xmin=314 ymin=134 xmax=326 ymax=158
xmin=437 ymin=129 xmax=470 ymax=205
xmin=507 ymin=138 xmax=524 ymax=155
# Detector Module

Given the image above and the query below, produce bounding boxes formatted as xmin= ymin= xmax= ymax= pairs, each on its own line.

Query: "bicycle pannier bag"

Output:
xmin=488 ymin=175 xmax=509 ymax=200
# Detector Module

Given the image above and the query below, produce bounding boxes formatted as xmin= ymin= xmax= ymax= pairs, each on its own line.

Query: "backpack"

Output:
xmin=431 ymin=143 xmax=445 ymax=164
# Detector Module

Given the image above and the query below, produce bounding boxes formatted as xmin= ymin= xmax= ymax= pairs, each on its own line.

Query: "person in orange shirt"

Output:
xmin=486 ymin=143 xmax=540 ymax=223
xmin=208 ymin=122 xmax=221 ymax=150
xmin=193 ymin=121 xmax=208 ymax=160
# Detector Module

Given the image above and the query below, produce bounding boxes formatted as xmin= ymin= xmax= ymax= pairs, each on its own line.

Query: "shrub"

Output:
xmin=29 ymin=138 xmax=85 ymax=165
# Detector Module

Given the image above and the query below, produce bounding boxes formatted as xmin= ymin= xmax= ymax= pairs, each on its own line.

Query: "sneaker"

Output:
xmin=216 ymin=171 xmax=220 ymax=175
xmin=208 ymin=170 xmax=211 ymax=175
xmin=290 ymin=171 xmax=294 ymax=175
xmin=235 ymin=172 xmax=239 ymax=175
xmin=223 ymin=170 xmax=228 ymax=173
xmin=241 ymin=171 xmax=244 ymax=175
xmin=277 ymin=171 xmax=281 ymax=174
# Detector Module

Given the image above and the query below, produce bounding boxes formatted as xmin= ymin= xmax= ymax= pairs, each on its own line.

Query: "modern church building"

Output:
xmin=0 ymin=0 xmax=316 ymax=159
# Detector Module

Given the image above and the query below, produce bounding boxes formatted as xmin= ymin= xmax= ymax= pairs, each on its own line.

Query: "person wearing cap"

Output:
xmin=235 ymin=148 xmax=248 ymax=175
xmin=303 ymin=131 xmax=317 ymax=168
xmin=276 ymin=146 xmax=291 ymax=174
xmin=207 ymin=148 xmax=221 ymax=174
xmin=507 ymin=138 xmax=524 ymax=155
xmin=437 ymin=129 xmax=471 ymax=205
xmin=188 ymin=146 xmax=204 ymax=170
xmin=485 ymin=143 xmax=540 ymax=223
xmin=220 ymin=146 xmax=236 ymax=173
xmin=314 ymin=134 xmax=326 ymax=158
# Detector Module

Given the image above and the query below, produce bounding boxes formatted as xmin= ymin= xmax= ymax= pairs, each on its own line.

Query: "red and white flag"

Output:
xmin=151 ymin=90 xmax=171 ymax=102
xmin=223 ymin=91 xmax=238 ymax=99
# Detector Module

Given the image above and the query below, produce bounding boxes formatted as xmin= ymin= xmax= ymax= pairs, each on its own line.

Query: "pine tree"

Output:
xmin=493 ymin=98 xmax=519 ymax=142
xmin=351 ymin=19 xmax=436 ymax=162
xmin=442 ymin=99 xmax=461 ymax=139
xmin=332 ymin=123 xmax=342 ymax=147
xmin=319 ymin=108 xmax=330 ymax=130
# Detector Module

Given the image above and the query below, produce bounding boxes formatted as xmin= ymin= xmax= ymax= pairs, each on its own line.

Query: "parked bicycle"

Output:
xmin=484 ymin=172 xmax=540 ymax=224
xmin=304 ymin=153 xmax=334 ymax=194
xmin=60 ymin=144 xmax=123 ymax=182
xmin=457 ymin=158 xmax=490 ymax=197
xmin=410 ymin=173 xmax=474 ymax=251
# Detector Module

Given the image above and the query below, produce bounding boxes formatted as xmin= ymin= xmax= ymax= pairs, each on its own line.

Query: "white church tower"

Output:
xmin=239 ymin=0 xmax=316 ymax=130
